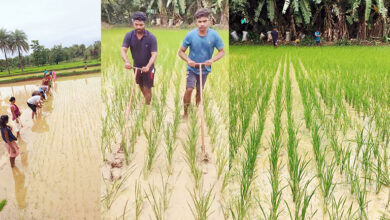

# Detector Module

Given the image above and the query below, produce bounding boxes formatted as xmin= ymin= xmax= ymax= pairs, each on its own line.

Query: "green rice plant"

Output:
xmin=188 ymin=187 xmax=215 ymax=220
xmin=263 ymin=134 xmax=284 ymax=220
xmin=102 ymin=170 xmax=132 ymax=210
xmin=163 ymin=123 xmax=175 ymax=173
xmin=285 ymin=177 xmax=317 ymax=220
xmin=353 ymin=172 xmax=368 ymax=220
xmin=320 ymin=161 xmax=337 ymax=213
xmin=135 ymin=180 xmax=143 ymax=220
xmin=172 ymin=71 xmax=182 ymax=141
xmin=311 ymin=123 xmax=325 ymax=175
xmin=183 ymin=107 xmax=202 ymax=189
xmin=145 ymin=173 xmax=172 ymax=220
xmin=329 ymin=196 xmax=354 ymax=220
xmin=145 ymin=184 xmax=164 ymax=220
xmin=144 ymin=118 xmax=160 ymax=172
xmin=0 ymin=199 xmax=6 ymax=211
xmin=216 ymin=145 xmax=228 ymax=179
xmin=231 ymin=126 xmax=262 ymax=220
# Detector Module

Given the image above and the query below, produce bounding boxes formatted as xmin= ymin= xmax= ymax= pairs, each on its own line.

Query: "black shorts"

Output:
xmin=135 ymin=68 xmax=155 ymax=88
xmin=273 ymin=40 xmax=278 ymax=46
xmin=27 ymin=102 xmax=37 ymax=112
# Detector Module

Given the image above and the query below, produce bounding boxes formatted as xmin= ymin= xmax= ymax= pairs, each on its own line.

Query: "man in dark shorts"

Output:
xmin=178 ymin=8 xmax=225 ymax=118
xmin=27 ymin=95 xmax=43 ymax=119
xmin=271 ymin=27 xmax=278 ymax=48
xmin=121 ymin=11 xmax=158 ymax=105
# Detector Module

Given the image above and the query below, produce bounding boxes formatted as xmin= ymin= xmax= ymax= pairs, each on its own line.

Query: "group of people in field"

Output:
xmin=2 ymin=69 xmax=57 ymax=167
xmin=121 ymin=9 xmax=225 ymax=160
xmin=270 ymin=27 xmax=321 ymax=48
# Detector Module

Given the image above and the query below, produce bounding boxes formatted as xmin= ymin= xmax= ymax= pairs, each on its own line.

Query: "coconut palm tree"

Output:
xmin=12 ymin=29 xmax=29 ymax=72
xmin=0 ymin=28 xmax=13 ymax=75
xmin=11 ymin=29 xmax=30 ymax=72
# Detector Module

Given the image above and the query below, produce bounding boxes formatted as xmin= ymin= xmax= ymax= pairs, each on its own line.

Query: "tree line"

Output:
xmin=0 ymin=28 xmax=101 ymax=75
xmin=101 ymin=0 xmax=229 ymax=26
xmin=230 ymin=0 xmax=390 ymax=42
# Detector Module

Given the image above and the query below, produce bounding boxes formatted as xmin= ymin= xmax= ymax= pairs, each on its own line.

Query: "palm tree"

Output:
xmin=0 ymin=28 xmax=13 ymax=75
xmin=12 ymin=29 xmax=29 ymax=72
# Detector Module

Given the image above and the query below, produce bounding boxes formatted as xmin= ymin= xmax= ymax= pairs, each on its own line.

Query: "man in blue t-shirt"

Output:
xmin=315 ymin=30 xmax=321 ymax=45
xmin=178 ymin=8 xmax=225 ymax=118
xmin=121 ymin=12 xmax=158 ymax=105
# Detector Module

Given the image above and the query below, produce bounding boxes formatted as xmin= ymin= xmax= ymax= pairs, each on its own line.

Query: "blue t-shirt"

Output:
xmin=182 ymin=28 xmax=224 ymax=75
xmin=315 ymin=32 xmax=320 ymax=41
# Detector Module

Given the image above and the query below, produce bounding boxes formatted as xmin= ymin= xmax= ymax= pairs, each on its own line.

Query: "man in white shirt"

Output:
xmin=27 ymin=95 xmax=44 ymax=119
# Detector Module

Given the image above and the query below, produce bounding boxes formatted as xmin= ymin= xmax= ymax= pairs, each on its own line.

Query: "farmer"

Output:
xmin=9 ymin=97 xmax=22 ymax=137
xmin=27 ymin=95 xmax=43 ymax=119
xmin=52 ymin=69 xmax=57 ymax=81
xmin=178 ymin=8 xmax=225 ymax=118
xmin=0 ymin=115 xmax=19 ymax=167
xmin=121 ymin=11 xmax=158 ymax=105
xmin=42 ymin=75 xmax=51 ymax=95
xmin=315 ymin=30 xmax=321 ymax=45
xmin=32 ymin=90 xmax=46 ymax=100
xmin=271 ymin=27 xmax=278 ymax=48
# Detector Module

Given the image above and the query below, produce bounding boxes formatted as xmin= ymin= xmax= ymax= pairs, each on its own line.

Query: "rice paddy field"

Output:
xmin=0 ymin=73 xmax=101 ymax=219
xmin=229 ymin=46 xmax=390 ymax=219
xmin=101 ymin=28 xmax=229 ymax=219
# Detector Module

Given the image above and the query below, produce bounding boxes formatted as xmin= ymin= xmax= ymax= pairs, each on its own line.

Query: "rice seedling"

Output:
xmin=164 ymin=123 xmax=175 ymax=173
xmin=135 ymin=180 xmax=143 ymax=220
xmin=189 ymin=187 xmax=215 ymax=220
xmin=329 ymin=196 xmax=354 ymax=220
xmin=183 ymin=107 xmax=202 ymax=189
xmin=102 ymin=170 xmax=132 ymax=210
xmin=229 ymin=46 xmax=390 ymax=219
xmin=144 ymin=118 xmax=160 ymax=173
xmin=144 ymin=173 xmax=172 ymax=220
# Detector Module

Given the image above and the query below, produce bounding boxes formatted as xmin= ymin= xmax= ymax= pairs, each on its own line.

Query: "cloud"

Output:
xmin=0 ymin=0 xmax=101 ymax=58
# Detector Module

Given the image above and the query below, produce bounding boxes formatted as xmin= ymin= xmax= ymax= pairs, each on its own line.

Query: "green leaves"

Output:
xmin=365 ymin=0 xmax=372 ymax=21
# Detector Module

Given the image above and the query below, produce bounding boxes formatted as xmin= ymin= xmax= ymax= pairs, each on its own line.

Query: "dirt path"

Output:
xmin=0 ymin=73 xmax=101 ymax=219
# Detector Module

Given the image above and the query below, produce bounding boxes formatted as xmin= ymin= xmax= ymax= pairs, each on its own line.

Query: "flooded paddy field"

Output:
xmin=0 ymin=73 xmax=101 ymax=219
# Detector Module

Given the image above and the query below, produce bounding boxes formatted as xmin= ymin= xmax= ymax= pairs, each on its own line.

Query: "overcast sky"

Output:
xmin=0 ymin=0 xmax=100 ymax=58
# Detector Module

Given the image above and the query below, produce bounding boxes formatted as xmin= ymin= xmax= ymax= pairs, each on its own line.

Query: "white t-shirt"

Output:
xmin=27 ymin=95 xmax=41 ymax=105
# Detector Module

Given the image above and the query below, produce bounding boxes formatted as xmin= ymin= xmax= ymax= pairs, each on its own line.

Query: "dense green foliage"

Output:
xmin=230 ymin=0 xmax=390 ymax=42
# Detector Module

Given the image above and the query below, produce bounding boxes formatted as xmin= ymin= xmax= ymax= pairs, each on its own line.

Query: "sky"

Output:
xmin=0 ymin=0 xmax=101 ymax=58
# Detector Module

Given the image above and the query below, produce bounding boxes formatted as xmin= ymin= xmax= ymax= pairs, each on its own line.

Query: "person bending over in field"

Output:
xmin=32 ymin=90 xmax=46 ymax=100
xmin=121 ymin=11 xmax=158 ymax=105
xmin=27 ymin=95 xmax=43 ymax=120
xmin=0 ymin=115 xmax=19 ymax=167
xmin=9 ymin=97 xmax=22 ymax=137
xmin=178 ymin=8 xmax=225 ymax=118
xmin=42 ymin=75 xmax=51 ymax=96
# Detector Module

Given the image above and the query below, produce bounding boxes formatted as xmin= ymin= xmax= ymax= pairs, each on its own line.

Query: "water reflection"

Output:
xmin=12 ymin=166 xmax=26 ymax=209
xmin=31 ymin=115 xmax=49 ymax=133
xmin=18 ymin=136 xmax=28 ymax=168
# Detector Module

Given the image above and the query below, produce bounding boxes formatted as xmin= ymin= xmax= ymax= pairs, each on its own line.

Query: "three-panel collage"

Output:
xmin=1 ymin=0 xmax=390 ymax=219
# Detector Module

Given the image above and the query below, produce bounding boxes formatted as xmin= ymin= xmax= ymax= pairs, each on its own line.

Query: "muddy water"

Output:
xmin=0 ymin=73 xmax=101 ymax=219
